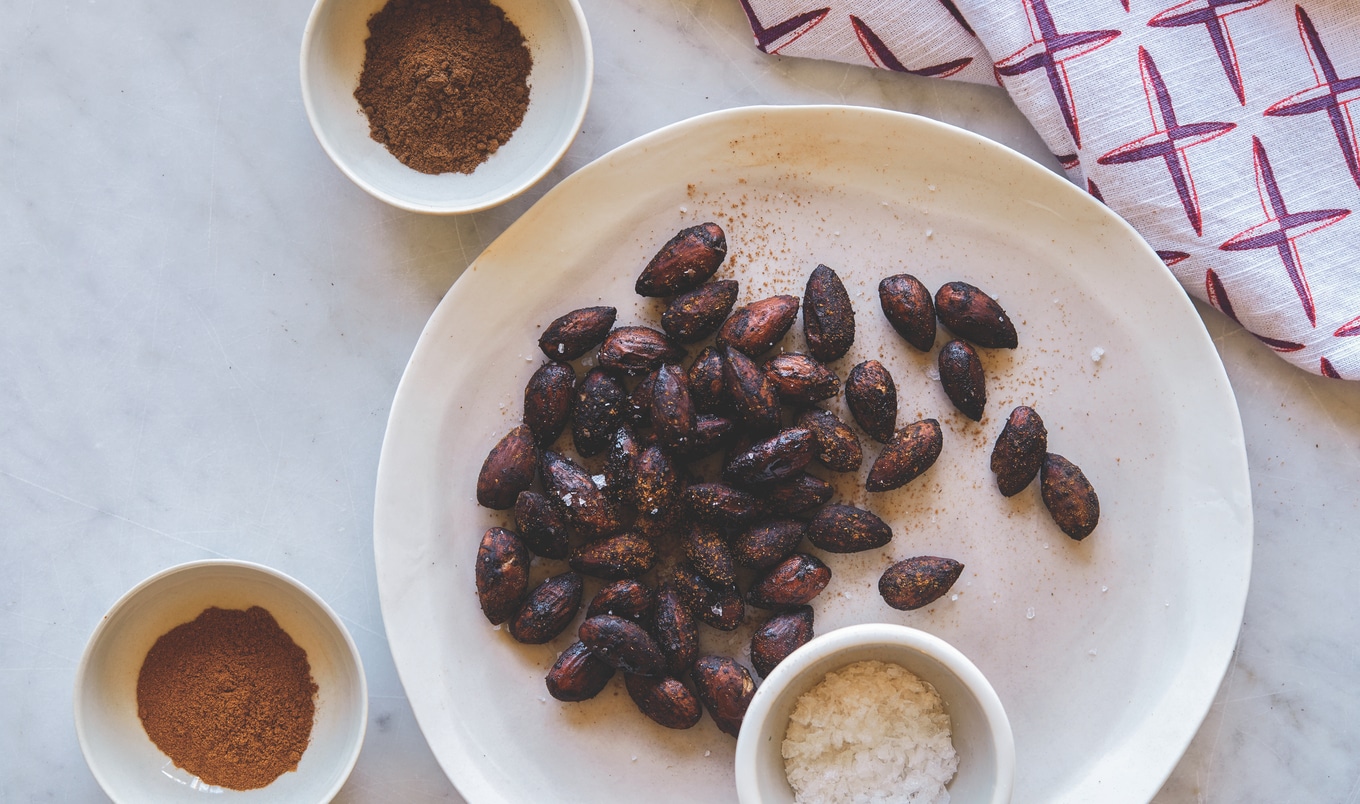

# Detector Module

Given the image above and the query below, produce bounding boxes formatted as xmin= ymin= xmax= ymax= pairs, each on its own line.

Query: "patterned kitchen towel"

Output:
xmin=739 ymin=0 xmax=1360 ymax=379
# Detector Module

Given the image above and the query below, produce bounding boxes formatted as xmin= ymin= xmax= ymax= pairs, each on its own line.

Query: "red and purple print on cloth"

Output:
xmin=739 ymin=0 xmax=1360 ymax=380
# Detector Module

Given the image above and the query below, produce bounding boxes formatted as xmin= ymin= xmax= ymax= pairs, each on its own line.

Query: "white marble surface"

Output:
xmin=0 ymin=0 xmax=1356 ymax=801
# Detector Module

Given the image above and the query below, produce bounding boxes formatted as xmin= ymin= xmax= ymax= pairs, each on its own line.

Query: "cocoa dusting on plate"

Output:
xmin=355 ymin=0 xmax=532 ymax=175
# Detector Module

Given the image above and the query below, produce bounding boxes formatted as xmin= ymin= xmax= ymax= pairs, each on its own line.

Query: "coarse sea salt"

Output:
xmin=783 ymin=660 xmax=958 ymax=804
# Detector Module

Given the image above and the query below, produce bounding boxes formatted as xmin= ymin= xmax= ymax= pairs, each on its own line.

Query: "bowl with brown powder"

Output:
xmin=75 ymin=560 xmax=367 ymax=803
xmin=300 ymin=0 xmax=592 ymax=213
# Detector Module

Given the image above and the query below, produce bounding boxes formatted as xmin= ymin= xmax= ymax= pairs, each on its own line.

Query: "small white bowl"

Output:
xmin=736 ymin=623 xmax=1015 ymax=804
xmin=300 ymin=0 xmax=593 ymax=214
xmin=74 ymin=560 xmax=368 ymax=804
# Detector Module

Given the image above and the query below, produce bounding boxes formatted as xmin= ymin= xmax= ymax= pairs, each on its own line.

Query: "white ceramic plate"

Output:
xmin=374 ymin=106 xmax=1252 ymax=804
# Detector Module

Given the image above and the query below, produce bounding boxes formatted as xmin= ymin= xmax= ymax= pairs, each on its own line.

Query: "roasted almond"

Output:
xmin=722 ymin=426 xmax=814 ymax=487
xmin=750 ymin=606 xmax=814 ymax=678
xmin=935 ymin=281 xmax=1018 ymax=349
xmin=671 ymin=561 xmax=745 ymax=631
xmin=938 ymin=339 xmax=986 ymax=421
xmin=683 ymin=482 xmax=765 ymax=528
xmin=603 ymin=425 xmax=641 ymax=507
xmin=597 ymin=326 xmax=686 ymax=375
xmin=684 ymin=524 xmax=738 ymax=587
xmin=523 ymin=361 xmax=575 ymax=447
xmin=509 ymin=571 xmax=584 ymax=644
xmin=723 ymin=347 xmax=781 ymax=433
xmin=587 ymin=579 xmax=656 ymax=627
xmin=650 ymin=363 xmax=696 ymax=451
xmin=513 ymin=490 xmax=570 ymax=559
xmin=579 ymin=614 xmax=667 ymax=676
xmin=991 ymin=406 xmax=1047 ymax=496
xmin=879 ymin=556 xmax=964 ymax=610
xmin=475 ymin=425 xmax=538 ymax=510
xmin=625 ymin=673 xmax=703 ymax=729
xmin=845 ymin=360 xmax=898 ymax=443
xmin=568 ymin=532 xmax=656 ymax=580
xmin=807 ymin=503 xmax=894 ymax=553
xmin=541 ymin=450 xmax=619 ymax=539
xmin=761 ymin=473 xmax=833 ymax=518
xmin=803 ymin=264 xmax=856 ymax=362
xmin=661 ymin=280 xmax=739 ymax=343
xmin=538 ymin=306 xmax=617 ymax=361
xmin=796 ymin=408 xmax=863 ymax=472
xmin=1040 ymin=453 xmax=1099 ymax=540
xmin=686 ymin=346 xmax=727 ymax=412
xmin=676 ymin=413 xmax=734 ymax=460
xmin=692 ymin=656 xmax=756 ymax=737
xmin=879 ymin=274 xmax=936 ymax=352
xmin=475 ymin=527 xmax=530 ymax=625
xmin=572 ymin=367 xmax=626 ymax=457
xmin=545 ymin=641 xmax=615 ymax=702
xmin=653 ymin=584 xmax=699 ymax=677
xmin=866 ymin=419 xmax=944 ymax=492
xmin=763 ymin=353 xmax=841 ymax=406
xmin=731 ymin=519 xmax=807 ymax=569
xmin=747 ymin=553 xmax=831 ymax=609
xmin=715 ymin=295 xmax=800 ymax=356
xmin=635 ymin=223 xmax=727 ymax=297
xmin=632 ymin=444 xmax=681 ymax=534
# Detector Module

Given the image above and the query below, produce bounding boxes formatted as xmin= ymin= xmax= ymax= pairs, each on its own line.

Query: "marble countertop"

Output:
xmin=3 ymin=0 xmax=1357 ymax=801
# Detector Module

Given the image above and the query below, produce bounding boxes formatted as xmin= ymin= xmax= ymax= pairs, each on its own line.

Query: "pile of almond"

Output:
xmin=473 ymin=222 xmax=1100 ymax=736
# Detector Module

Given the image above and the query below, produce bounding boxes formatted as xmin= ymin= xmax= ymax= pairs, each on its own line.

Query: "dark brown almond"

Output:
xmin=650 ymin=363 xmax=696 ymax=451
xmin=661 ymin=280 xmax=740 ymax=342
xmin=723 ymin=347 xmax=781 ymax=433
xmin=935 ymin=281 xmax=1018 ymax=348
xmin=722 ymin=427 xmax=814 ymax=487
xmin=938 ymin=339 xmax=986 ymax=421
xmin=751 ymin=606 xmax=814 ymax=678
xmin=603 ymin=425 xmax=641 ymax=507
xmin=597 ymin=326 xmax=686 ymax=375
xmin=513 ymin=491 xmax=570 ymax=559
xmin=579 ymin=614 xmax=667 ymax=676
xmin=636 ymin=223 xmax=727 ymax=297
xmin=866 ymin=419 xmax=944 ymax=492
xmin=796 ymin=408 xmax=863 ymax=472
xmin=682 ymin=482 xmax=765 ymax=528
xmin=653 ymin=584 xmax=698 ymax=677
xmin=509 ymin=571 xmax=584 ymax=644
xmin=633 ymin=445 xmax=681 ymax=534
xmin=546 ymin=641 xmax=616 ymax=702
xmin=523 ymin=361 xmax=575 ymax=447
xmin=747 ymin=553 xmax=831 ymax=609
xmin=879 ymin=274 xmax=936 ymax=352
xmin=626 ymin=368 xmax=657 ymax=428
xmin=475 ymin=527 xmax=530 ymax=625
xmin=845 ymin=360 xmax=898 ymax=443
xmin=715 ymin=295 xmax=800 ymax=356
xmin=808 ymin=503 xmax=894 ymax=553
xmin=991 ymin=406 xmax=1048 ymax=496
xmin=475 ymin=425 xmax=538 ymax=510
xmin=761 ymin=473 xmax=834 ymax=518
xmin=625 ymin=674 xmax=703 ymax=729
xmin=568 ymin=532 xmax=656 ymax=579
xmin=541 ymin=451 xmax=619 ymax=539
xmin=803 ymin=264 xmax=856 ymax=362
xmin=879 ymin=556 xmax=964 ymax=610
xmin=587 ymin=579 xmax=656 ymax=627
xmin=676 ymin=414 xmax=734 ymax=460
xmin=671 ymin=561 xmax=745 ymax=631
xmin=684 ymin=525 xmax=738 ymax=587
xmin=1040 ymin=453 xmax=1100 ymax=540
xmin=572 ymin=367 xmax=626 ymax=457
xmin=692 ymin=656 xmax=756 ymax=737
xmin=732 ymin=520 xmax=807 ymax=569
xmin=763 ymin=353 xmax=841 ymax=406
xmin=539 ymin=306 xmax=617 ymax=361
xmin=686 ymin=346 xmax=727 ymax=413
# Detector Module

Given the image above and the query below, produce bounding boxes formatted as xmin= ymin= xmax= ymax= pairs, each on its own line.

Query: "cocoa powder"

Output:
xmin=355 ymin=0 xmax=533 ymax=175
xmin=136 ymin=606 xmax=318 ymax=790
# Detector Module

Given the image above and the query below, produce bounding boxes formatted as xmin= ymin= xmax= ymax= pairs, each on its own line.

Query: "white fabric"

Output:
xmin=739 ymin=0 xmax=1360 ymax=379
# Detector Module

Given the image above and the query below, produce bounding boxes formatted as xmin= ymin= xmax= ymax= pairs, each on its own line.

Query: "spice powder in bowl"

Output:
xmin=136 ymin=606 xmax=318 ymax=791
xmin=782 ymin=660 xmax=958 ymax=804
xmin=355 ymin=0 xmax=533 ymax=175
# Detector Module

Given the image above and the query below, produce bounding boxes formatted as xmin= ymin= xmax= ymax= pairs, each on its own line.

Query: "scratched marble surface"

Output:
xmin=1 ymin=0 xmax=1357 ymax=801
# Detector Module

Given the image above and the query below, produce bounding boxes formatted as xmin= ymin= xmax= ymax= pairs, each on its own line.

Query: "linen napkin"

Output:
xmin=739 ymin=0 xmax=1360 ymax=379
